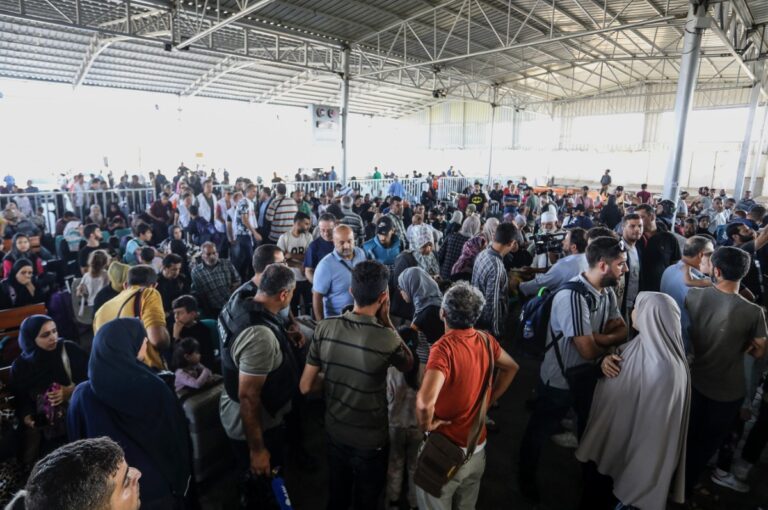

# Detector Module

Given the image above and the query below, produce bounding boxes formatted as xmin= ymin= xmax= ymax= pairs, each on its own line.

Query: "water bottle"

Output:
xmin=271 ymin=468 xmax=293 ymax=509
xmin=522 ymin=319 xmax=534 ymax=339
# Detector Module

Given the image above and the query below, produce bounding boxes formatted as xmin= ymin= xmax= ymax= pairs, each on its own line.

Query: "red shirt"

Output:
xmin=427 ymin=328 xmax=501 ymax=447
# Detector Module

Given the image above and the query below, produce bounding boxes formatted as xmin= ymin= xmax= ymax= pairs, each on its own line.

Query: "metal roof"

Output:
xmin=0 ymin=0 xmax=766 ymax=117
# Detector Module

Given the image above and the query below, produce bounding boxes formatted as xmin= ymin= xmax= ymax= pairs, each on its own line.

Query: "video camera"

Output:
xmin=533 ymin=232 xmax=566 ymax=255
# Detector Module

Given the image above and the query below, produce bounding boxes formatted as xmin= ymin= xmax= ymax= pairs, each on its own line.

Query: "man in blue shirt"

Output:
xmin=312 ymin=225 xmax=367 ymax=320
xmin=304 ymin=213 xmax=336 ymax=284
xmin=387 ymin=177 xmax=405 ymax=199
xmin=363 ymin=216 xmax=401 ymax=266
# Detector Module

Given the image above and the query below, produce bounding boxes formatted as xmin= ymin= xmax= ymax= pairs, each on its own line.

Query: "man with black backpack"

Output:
xmin=518 ymin=236 xmax=628 ymax=503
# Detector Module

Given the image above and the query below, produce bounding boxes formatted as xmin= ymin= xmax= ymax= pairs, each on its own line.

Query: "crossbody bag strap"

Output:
xmin=116 ymin=288 xmax=144 ymax=318
xmin=60 ymin=343 xmax=72 ymax=384
xmin=464 ymin=331 xmax=495 ymax=461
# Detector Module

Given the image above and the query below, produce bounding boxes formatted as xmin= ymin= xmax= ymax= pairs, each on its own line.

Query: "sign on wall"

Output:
xmin=310 ymin=104 xmax=340 ymax=142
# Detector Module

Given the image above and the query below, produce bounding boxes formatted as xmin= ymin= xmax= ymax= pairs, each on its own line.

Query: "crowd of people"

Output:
xmin=0 ymin=163 xmax=766 ymax=510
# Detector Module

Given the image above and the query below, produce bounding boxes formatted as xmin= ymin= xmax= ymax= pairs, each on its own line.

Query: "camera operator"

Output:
xmin=528 ymin=212 xmax=565 ymax=270
xmin=516 ymin=228 xmax=588 ymax=297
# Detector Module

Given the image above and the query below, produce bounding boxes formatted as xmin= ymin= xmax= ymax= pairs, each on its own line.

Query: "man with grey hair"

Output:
xmin=416 ymin=282 xmax=519 ymax=510
xmin=340 ymin=194 xmax=364 ymax=241
xmin=660 ymin=235 xmax=714 ymax=352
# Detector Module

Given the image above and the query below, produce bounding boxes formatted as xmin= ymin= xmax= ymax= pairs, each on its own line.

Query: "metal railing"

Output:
xmin=0 ymin=176 xmax=497 ymax=234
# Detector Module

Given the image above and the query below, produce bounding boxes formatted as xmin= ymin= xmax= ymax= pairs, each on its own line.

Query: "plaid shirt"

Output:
xmin=191 ymin=259 xmax=242 ymax=313
xmin=437 ymin=233 xmax=469 ymax=280
xmin=471 ymin=247 xmax=508 ymax=338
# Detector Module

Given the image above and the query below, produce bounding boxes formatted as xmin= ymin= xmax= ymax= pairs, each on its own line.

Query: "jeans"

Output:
xmin=518 ymin=381 xmax=572 ymax=489
xmin=326 ymin=433 xmax=389 ymax=510
xmin=685 ymin=388 xmax=742 ymax=494
xmin=235 ymin=235 xmax=254 ymax=281
xmin=416 ymin=447 xmax=486 ymax=510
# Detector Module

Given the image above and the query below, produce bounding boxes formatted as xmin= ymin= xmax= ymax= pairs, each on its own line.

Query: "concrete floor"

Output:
xmin=199 ymin=352 xmax=768 ymax=510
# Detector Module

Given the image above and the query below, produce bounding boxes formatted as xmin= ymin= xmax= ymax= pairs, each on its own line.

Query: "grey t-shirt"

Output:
xmin=686 ymin=287 xmax=768 ymax=402
xmin=540 ymin=274 xmax=621 ymax=390
xmin=219 ymin=325 xmax=291 ymax=441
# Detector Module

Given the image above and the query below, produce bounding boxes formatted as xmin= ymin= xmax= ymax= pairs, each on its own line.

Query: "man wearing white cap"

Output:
xmin=529 ymin=211 xmax=563 ymax=270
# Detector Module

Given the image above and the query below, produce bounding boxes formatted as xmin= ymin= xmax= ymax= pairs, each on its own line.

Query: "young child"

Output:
xmin=385 ymin=327 xmax=421 ymax=510
xmin=77 ymin=250 xmax=110 ymax=306
xmin=171 ymin=338 xmax=213 ymax=393
xmin=138 ymin=246 xmax=163 ymax=273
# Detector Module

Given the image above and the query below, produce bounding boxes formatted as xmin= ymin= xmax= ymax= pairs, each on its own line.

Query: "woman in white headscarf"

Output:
xmin=410 ymin=224 xmax=440 ymax=277
xmin=576 ymin=292 xmax=690 ymax=510
xmin=480 ymin=217 xmax=499 ymax=244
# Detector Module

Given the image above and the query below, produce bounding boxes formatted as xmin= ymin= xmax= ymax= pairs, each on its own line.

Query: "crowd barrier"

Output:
xmin=0 ymin=176 xmax=505 ymax=233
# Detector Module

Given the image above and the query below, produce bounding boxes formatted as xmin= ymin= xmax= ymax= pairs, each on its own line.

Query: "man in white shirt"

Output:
xmin=277 ymin=212 xmax=313 ymax=316
xmin=177 ymin=192 xmax=194 ymax=229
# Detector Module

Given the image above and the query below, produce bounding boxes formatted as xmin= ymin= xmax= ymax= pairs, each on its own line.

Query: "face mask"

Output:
xmin=278 ymin=306 xmax=290 ymax=321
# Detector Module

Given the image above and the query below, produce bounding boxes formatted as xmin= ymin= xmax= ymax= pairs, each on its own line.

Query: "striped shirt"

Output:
xmin=471 ymin=247 xmax=508 ymax=338
xmin=307 ymin=312 xmax=410 ymax=449
xmin=265 ymin=196 xmax=298 ymax=243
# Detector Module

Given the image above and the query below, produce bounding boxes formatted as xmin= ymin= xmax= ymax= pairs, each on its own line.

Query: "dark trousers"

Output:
xmin=742 ymin=399 xmax=768 ymax=464
xmin=230 ymin=424 xmax=287 ymax=474
xmin=235 ymin=235 xmax=254 ymax=281
xmin=685 ymin=388 xmax=742 ymax=493
xmin=326 ymin=433 xmax=388 ymax=510
xmin=290 ymin=280 xmax=312 ymax=316
xmin=518 ymin=381 xmax=572 ymax=487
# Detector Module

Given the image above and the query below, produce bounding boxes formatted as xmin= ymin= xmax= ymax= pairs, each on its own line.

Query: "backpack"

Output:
xmin=517 ymin=280 xmax=594 ymax=357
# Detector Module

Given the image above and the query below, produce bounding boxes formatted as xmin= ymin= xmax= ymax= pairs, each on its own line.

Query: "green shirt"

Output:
xmin=308 ymin=311 xmax=408 ymax=448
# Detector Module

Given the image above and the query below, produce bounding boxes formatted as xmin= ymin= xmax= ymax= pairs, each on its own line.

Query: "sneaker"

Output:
xmin=711 ymin=469 xmax=750 ymax=493
xmin=551 ymin=431 xmax=578 ymax=449
xmin=731 ymin=460 xmax=752 ymax=481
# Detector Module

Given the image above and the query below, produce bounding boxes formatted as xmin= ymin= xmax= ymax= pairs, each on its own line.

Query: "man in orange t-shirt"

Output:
xmin=415 ymin=282 xmax=519 ymax=509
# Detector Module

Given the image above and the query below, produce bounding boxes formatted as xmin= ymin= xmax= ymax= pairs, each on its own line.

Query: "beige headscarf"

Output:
xmin=459 ymin=215 xmax=480 ymax=238
xmin=481 ymin=218 xmax=499 ymax=244
xmin=576 ymin=292 xmax=690 ymax=509
xmin=107 ymin=262 xmax=130 ymax=292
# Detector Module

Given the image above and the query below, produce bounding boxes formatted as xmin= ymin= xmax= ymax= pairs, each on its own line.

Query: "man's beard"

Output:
xmin=600 ymin=274 xmax=620 ymax=288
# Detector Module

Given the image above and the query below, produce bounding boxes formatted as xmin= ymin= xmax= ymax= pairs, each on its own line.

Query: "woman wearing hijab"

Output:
xmin=92 ymin=261 xmax=130 ymax=314
xmin=575 ymin=292 xmax=690 ymax=510
xmin=67 ymin=318 xmax=192 ymax=509
xmin=444 ymin=210 xmax=463 ymax=235
xmin=437 ymin=215 xmax=479 ymax=280
xmin=599 ymin=194 xmax=623 ymax=230
xmin=410 ymin=224 xmax=440 ymax=276
xmin=480 ymin=217 xmax=499 ymax=245
xmin=398 ymin=266 xmax=444 ymax=358
xmin=0 ymin=258 xmax=46 ymax=308
xmin=450 ymin=235 xmax=487 ymax=282
xmin=107 ymin=202 xmax=128 ymax=232
xmin=2 ymin=233 xmax=44 ymax=278
xmin=11 ymin=315 xmax=88 ymax=464
xmin=85 ymin=204 xmax=108 ymax=230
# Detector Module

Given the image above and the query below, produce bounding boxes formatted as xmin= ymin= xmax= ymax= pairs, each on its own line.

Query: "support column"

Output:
xmin=663 ymin=1 xmax=708 ymax=203
xmin=487 ymin=87 xmax=498 ymax=185
xmin=735 ymin=62 xmax=764 ymax=200
xmin=748 ymin=103 xmax=768 ymax=194
xmin=340 ymin=46 xmax=350 ymax=185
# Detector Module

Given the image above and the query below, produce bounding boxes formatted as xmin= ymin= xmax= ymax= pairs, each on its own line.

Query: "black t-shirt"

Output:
xmin=489 ymin=189 xmax=504 ymax=203
xmin=469 ymin=192 xmax=487 ymax=210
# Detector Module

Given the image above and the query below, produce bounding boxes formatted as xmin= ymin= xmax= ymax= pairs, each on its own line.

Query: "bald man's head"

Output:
xmin=333 ymin=225 xmax=355 ymax=259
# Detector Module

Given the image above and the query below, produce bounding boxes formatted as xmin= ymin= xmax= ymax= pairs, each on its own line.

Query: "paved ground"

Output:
xmin=199 ymin=348 xmax=768 ymax=510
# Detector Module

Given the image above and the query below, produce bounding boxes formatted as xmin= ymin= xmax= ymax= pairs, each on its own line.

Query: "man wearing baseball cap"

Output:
xmin=363 ymin=216 xmax=402 ymax=266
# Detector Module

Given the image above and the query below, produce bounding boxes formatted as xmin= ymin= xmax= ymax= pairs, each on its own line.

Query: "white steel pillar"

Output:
xmin=487 ymin=87 xmax=498 ymax=185
xmin=663 ymin=1 xmax=708 ymax=203
xmin=340 ymin=46 xmax=350 ymax=185
xmin=748 ymin=103 xmax=768 ymax=194
xmin=735 ymin=61 xmax=764 ymax=200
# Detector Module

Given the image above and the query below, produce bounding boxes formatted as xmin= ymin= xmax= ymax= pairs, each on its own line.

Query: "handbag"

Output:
xmin=413 ymin=331 xmax=494 ymax=498
xmin=35 ymin=345 xmax=73 ymax=440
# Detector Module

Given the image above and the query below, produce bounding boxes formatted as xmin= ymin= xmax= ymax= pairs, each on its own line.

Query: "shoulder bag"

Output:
xmin=413 ymin=331 xmax=494 ymax=498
